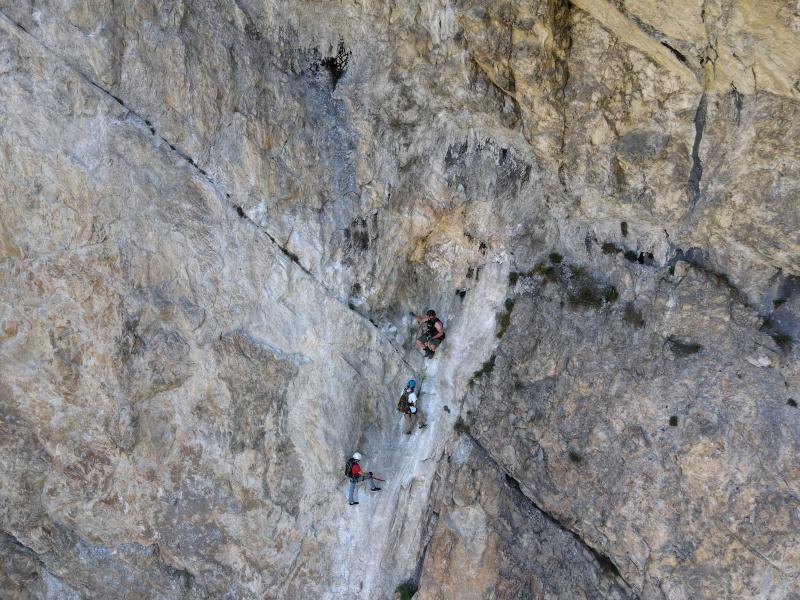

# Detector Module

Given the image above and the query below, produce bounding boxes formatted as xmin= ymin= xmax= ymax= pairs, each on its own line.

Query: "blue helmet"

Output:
xmin=407 ymin=379 xmax=416 ymax=389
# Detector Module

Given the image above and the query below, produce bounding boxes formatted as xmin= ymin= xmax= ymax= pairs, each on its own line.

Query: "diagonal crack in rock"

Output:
xmin=458 ymin=432 xmax=640 ymax=595
xmin=0 ymin=8 xmax=415 ymax=364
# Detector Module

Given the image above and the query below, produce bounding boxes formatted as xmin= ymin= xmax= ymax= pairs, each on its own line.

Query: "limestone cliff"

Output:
xmin=1 ymin=1 xmax=798 ymax=599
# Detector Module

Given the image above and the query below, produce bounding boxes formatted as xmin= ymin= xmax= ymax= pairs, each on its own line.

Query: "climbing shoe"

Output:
xmin=370 ymin=487 xmax=381 ymax=492
xmin=349 ymin=501 xmax=359 ymax=506
xmin=424 ymin=349 xmax=435 ymax=358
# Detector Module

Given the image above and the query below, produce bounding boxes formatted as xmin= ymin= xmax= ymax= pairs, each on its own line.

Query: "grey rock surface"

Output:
xmin=416 ymin=435 xmax=634 ymax=600
xmin=0 ymin=0 xmax=798 ymax=598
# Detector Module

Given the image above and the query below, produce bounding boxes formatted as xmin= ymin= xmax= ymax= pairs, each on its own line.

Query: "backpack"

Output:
xmin=345 ymin=457 xmax=357 ymax=479
xmin=397 ymin=389 xmax=410 ymax=413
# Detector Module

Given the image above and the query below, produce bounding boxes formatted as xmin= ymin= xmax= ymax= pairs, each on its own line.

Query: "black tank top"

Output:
xmin=426 ymin=317 xmax=445 ymax=338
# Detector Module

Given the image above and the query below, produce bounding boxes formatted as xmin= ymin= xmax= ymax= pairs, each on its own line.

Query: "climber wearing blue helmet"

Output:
xmin=397 ymin=378 xmax=427 ymax=434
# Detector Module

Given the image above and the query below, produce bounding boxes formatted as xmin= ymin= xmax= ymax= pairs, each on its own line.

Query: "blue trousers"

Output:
xmin=348 ymin=475 xmax=377 ymax=503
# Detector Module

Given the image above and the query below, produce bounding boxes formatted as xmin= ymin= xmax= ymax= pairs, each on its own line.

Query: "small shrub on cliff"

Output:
xmin=570 ymin=265 xmax=586 ymax=277
xmin=475 ymin=356 xmax=496 ymax=377
xmin=669 ymin=415 xmax=678 ymax=426
xmin=548 ymin=252 xmax=563 ymax=264
xmin=568 ymin=285 xmax=602 ymax=309
xmin=788 ymin=399 xmax=797 ymax=408
xmin=772 ymin=332 xmax=792 ymax=351
xmin=395 ymin=581 xmax=418 ymax=600
xmin=530 ymin=262 xmax=559 ymax=283
xmin=496 ymin=298 xmax=515 ymax=338
xmin=470 ymin=354 xmax=496 ymax=386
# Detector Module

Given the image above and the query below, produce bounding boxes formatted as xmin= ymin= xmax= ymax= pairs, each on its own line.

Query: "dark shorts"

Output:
xmin=418 ymin=335 xmax=443 ymax=348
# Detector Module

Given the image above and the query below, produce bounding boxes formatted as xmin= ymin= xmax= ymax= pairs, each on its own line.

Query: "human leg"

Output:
xmin=348 ymin=479 xmax=357 ymax=504
xmin=427 ymin=338 xmax=442 ymax=352
xmin=416 ymin=404 xmax=427 ymax=427
xmin=403 ymin=413 xmax=412 ymax=434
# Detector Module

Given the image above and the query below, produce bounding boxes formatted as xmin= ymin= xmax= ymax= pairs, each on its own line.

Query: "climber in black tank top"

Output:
xmin=414 ymin=309 xmax=445 ymax=358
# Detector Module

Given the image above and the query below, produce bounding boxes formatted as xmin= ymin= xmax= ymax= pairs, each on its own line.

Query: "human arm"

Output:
xmin=431 ymin=320 xmax=444 ymax=339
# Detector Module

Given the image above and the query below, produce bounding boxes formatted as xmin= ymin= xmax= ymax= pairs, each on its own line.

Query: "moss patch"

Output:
xmin=669 ymin=415 xmax=678 ymax=426
xmin=788 ymin=399 xmax=797 ymax=408
xmin=548 ymin=252 xmax=563 ymax=264
xmin=623 ymin=250 xmax=638 ymax=263
xmin=773 ymin=298 xmax=787 ymax=308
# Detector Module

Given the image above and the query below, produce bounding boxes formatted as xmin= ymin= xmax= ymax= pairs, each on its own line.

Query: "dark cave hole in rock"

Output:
xmin=595 ymin=553 xmax=622 ymax=579
xmin=244 ymin=21 xmax=262 ymax=41
xmin=667 ymin=336 xmax=702 ymax=357
xmin=345 ymin=217 xmax=370 ymax=251
xmin=623 ymin=302 xmax=645 ymax=328
xmin=504 ymin=473 xmax=522 ymax=492
xmin=319 ymin=39 xmax=351 ymax=89
xmin=660 ymin=41 xmax=688 ymax=64
xmin=453 ymin=417 xmax=471 ymax=435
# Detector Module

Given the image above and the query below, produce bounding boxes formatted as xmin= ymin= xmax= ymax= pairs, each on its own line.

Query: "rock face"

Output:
xmin=416 ymin=436 xmax=635 ymax=600
xmin=0 ymin=1 xmax=798 ymax=599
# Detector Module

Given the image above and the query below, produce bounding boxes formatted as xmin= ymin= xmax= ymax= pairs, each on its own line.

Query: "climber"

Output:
xmin=397 ymin=379 xmax=427 ymax=434
xmin=345 ymin=452 xmax=381 ymax=506
xmin=414 ymin=309 xmax=445 ymax=358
